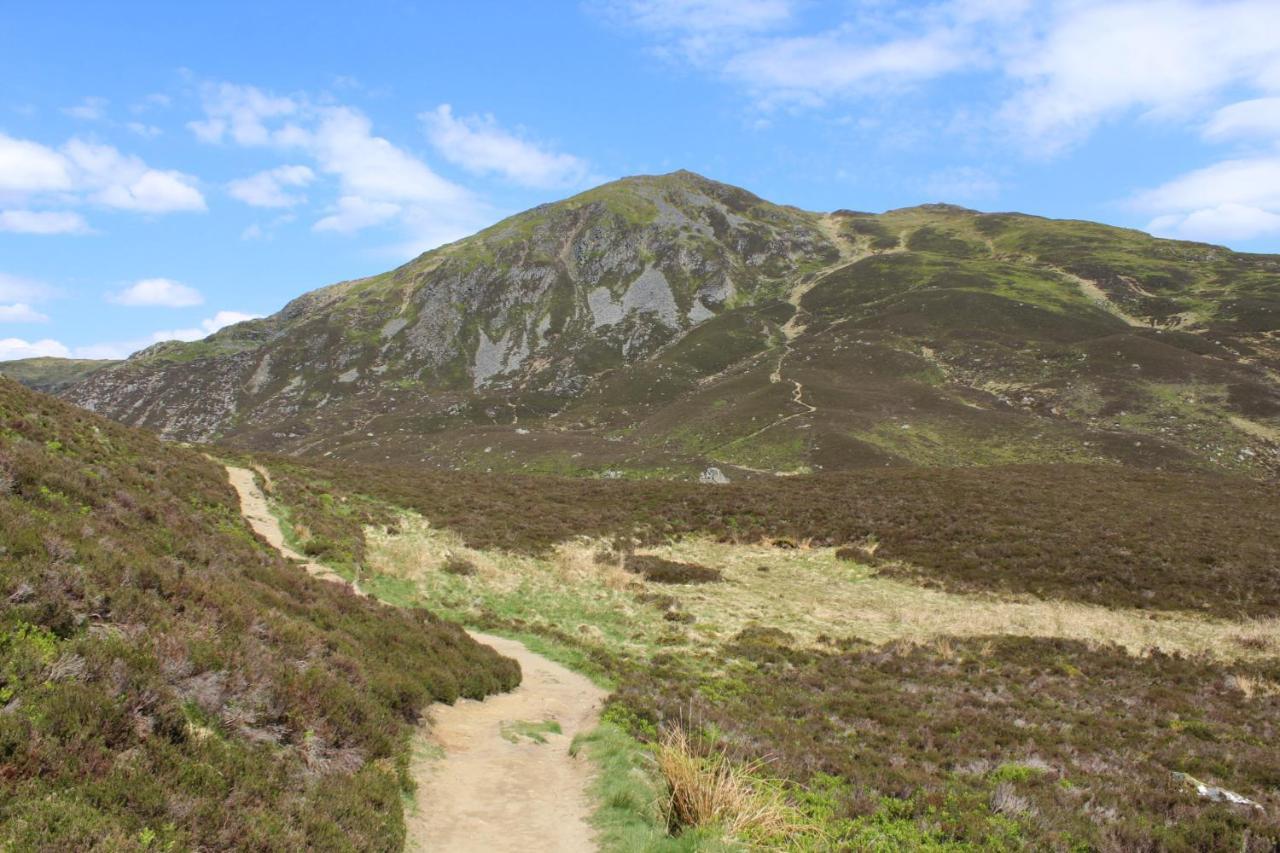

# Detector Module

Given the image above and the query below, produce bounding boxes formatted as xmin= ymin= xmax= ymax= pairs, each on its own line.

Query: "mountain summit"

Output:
xmin=58 ymin=171 xmax=1279 ymax=478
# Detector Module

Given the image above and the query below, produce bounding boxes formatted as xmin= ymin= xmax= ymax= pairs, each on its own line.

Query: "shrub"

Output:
xmin=442 ymin=554 xmax=477 ymax=576
xmin=624 ymin=555 xmax=721 ymax=584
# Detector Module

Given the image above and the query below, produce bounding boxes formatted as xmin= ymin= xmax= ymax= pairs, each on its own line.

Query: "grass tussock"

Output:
xmin=657 ymin=726 xmax=811 ymax=843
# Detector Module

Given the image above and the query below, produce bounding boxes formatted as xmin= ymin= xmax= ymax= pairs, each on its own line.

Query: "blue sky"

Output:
xmin=3 ymin=0 xmax=1279 ymax=360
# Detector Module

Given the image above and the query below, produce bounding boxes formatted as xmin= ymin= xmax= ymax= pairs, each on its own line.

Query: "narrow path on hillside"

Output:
xmin=711 ymin=216 xmax=867 ymax=464
xmin=223 ymin=464 xmax=605 ymax=852
xmin=225 ymin=465 xmax=361 ymax=592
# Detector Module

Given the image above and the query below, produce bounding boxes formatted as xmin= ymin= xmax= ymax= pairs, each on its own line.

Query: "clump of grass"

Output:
xmin=442 ymin=554 xmax=477 ymax=576
xmin=625 ymin=555 xmax=721 ymax=584
xmin=571 ymin=723 xmax=727 ymax=852
xmin=657 ymin=726 xmax=812 ymax=842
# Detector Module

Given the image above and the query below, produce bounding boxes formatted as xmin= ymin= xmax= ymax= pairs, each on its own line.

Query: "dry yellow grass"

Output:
xmin=657 ymin=727 xmax=811 ymax=842
xmin=365 ymin=513 xmax=1279 ymax=664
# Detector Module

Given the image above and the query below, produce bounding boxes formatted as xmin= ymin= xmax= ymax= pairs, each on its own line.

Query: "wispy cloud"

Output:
xmin=228 ymin=164 xmax=315 ymax=207
xmin=187 ymin=81 xmax=492 ymax=252
xmin=0 ymin=210 xmax=90 ymax=235
xmin=423 ymin=105 xmax=595 ymax=188
xmin=62 ymin=96 xmax=108 ymax=121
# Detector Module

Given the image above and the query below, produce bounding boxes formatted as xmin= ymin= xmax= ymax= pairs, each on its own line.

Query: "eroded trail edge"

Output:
xmin=223 ymin=465 xmax=605 ymax=852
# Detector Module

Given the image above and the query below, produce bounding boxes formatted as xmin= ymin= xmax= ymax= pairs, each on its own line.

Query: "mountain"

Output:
xmin=59 ymin=171 xmax=1280 ymax=478
xmin=0 ymin=376 xmax=518 ymax=848
xmin=0 ymin=357 xmax=118 ymax=394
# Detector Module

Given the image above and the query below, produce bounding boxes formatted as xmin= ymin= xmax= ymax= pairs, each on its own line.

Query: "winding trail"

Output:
xmin=223 ymin=464 xmax=605 ymax=852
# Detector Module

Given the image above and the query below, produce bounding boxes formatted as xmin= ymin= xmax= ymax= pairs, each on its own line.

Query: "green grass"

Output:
xmin=500 ymin=719 xmax=563 ymax=744
xmin=571 ymin=723 xmax=731 ymax=852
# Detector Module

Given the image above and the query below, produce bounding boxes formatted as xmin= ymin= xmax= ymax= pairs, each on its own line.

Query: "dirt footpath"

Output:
xmin=406 ymin=631 xmax=605 ymax=852
xmin=224 ymin=464 xmax=360 ymax=592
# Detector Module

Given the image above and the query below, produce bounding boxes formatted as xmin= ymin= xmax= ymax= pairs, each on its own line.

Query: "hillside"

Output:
xmin=58 ymin=171 xmax=1280 ymax=478
xmin=0 ymin=357 xmax=118 ymax=394
xmin=0 ymin=377 xmax=519 ymax=849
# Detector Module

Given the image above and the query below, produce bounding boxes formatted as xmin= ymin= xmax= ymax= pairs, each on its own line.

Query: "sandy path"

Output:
xmin=406 ymin=632 xmax=606 ymax=852
xmin=224 ymin=465 xmax=362 ymax=592
xmin=223 ymin=464 xmax=605 ymax=851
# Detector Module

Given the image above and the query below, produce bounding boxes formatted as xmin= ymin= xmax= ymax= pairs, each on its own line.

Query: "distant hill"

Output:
xmin=0 ymin=357 xmax=118 ymax=393
xmin=56 ymin=171 xmax=1278 ymax=478
xmin=0 ymin=376 xmax=518 ymax=848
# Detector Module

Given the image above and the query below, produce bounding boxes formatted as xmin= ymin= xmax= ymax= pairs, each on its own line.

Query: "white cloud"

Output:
xmin=1003 ymin=0 xmax=1280 ymax=148
xmin=109 ymin=278 xmax=204 ymax=308
xmin=0 ymin=338 xmax=70 ymax=360
xmin=308 ymin=106 xmax=467 ymax=204
xmin=611 ymin=0 xmax=1280 ymax=148
xmin=62 ymin=97 xmax=108 ymax=121
xmin=314 ymin=195 xmax=401 ymax=233
xmin=64 ymin=139 xmax=206 ymax=213
xmin=126 ymin=122 xmax=163 ymax=138
xmin=149 ymin=310 xmax=262 ymax=344
xmin=0 ymin=133 xmax=73 ymax=193
xmin=75 ymin=310 xmax=264 ymax=360
xmin=241 ymin=223 xmax=265 ymax=240
xmin=1203 ymin=97 xmax=1280 ymax=141
xmin=0 ymin=210 xmax=90 ymax=234
xmin=1133 ymin=156 xmax=1280 ymax=212
xmin=0 ymin=133 xmax=204 ymax=216
xmin=423 ymin=105 xmax=593 ymax=188
xmin=1148 ymin=203 xmax=1280 ymax=242
xmin=723 ymin=28 xmax=970 ymax=101
xmin=1134 ymin=155 xmax=1280 ymax=242
xmin=0 ymin=273 xmax=56 ymax=304
xmin=0 ymin=304 xmax=49 ymax=323
xmin=188 ymin=84 xmax=475 ymax=241
xmin=187 ymin=82 xmax=298 ymax=145
xmin=228 ymin=164 xmax=315 ymax=207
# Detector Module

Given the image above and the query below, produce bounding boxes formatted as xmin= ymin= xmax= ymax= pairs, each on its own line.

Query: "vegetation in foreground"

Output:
xmin=257 ymin=458 xmax=1280 ymax=850
xmin=260 ymin=457 xmax=1280 ymax=850
xmin=0 ymin=378 xmax=520 ymax=850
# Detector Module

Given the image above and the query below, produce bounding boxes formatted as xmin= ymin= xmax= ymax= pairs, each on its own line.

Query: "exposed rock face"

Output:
xmin=59 ymin=170 xmax=1280 ymax=480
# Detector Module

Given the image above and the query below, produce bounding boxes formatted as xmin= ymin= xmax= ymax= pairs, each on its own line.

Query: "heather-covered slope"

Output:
xmin=62 ymin=172 xmax=1280 ymax=478
xmin=0 ymin=377 xmax=519 ymax=850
